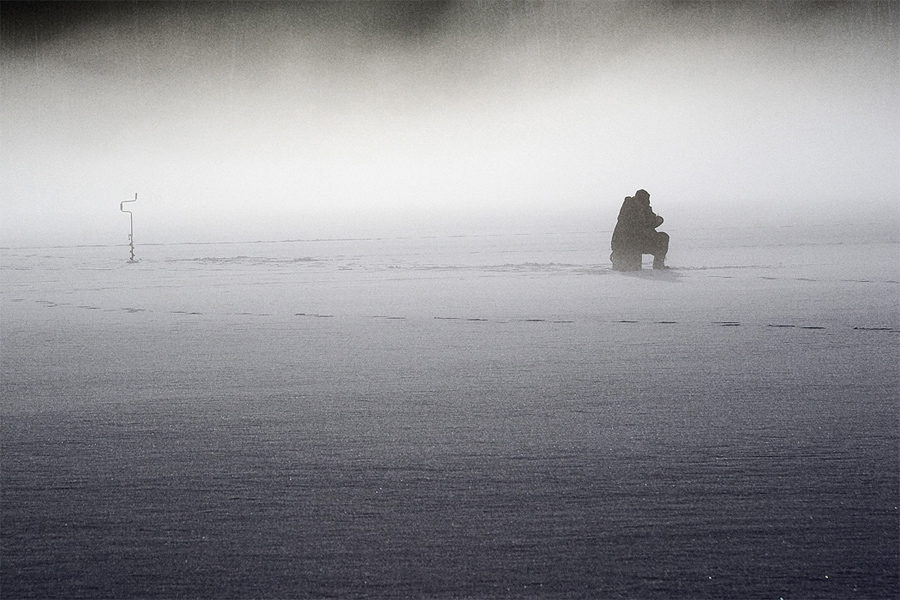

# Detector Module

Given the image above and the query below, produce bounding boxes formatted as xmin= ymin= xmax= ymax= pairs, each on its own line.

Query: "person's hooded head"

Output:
xmin=635 ymin=189 xmax=650 ymax=205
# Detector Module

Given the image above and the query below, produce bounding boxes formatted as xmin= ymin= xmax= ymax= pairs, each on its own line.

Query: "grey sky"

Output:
xmin=2 ymin=1 xmax=897 ymax=246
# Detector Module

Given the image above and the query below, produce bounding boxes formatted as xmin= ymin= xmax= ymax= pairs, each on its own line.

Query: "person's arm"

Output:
xmin=644 ymin=205 xmax=663 ymax=229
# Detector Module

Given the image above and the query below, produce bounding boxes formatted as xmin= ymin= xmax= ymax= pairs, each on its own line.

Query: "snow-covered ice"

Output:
xmin=2 ymin=224 xmax=897 ymax=598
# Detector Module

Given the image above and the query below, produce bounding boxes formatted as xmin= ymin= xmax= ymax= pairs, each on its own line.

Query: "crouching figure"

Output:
xmin=610 ymin=189 xmax=669 ymax=270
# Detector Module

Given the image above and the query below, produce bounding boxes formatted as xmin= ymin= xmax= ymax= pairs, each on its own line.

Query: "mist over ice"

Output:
xmin=1 ymin=1 xmax=897 ymax=245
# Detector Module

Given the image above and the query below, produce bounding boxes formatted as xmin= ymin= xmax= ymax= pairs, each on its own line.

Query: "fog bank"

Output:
xmin=2 ymin=1 xmax=897 ymax=246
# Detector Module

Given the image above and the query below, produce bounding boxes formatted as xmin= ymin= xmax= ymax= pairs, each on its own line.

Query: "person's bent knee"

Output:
xmin=655 ymin=231 xmax=669 ymax=254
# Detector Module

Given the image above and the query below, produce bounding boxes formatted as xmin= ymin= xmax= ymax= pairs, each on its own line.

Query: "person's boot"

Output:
xmin=612 ymin=252 xmax=641 ymax=271
xmin=653 ymin=255 xmax=668 ymax=270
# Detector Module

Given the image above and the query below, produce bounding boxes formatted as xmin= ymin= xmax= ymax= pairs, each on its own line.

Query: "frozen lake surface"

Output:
xmin=2 ymin=224 xmax=898 ymax=598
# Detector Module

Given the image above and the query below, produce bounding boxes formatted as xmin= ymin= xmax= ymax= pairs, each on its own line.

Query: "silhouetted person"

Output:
xmin=610 ymin=189 xmax=669 ymax=270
